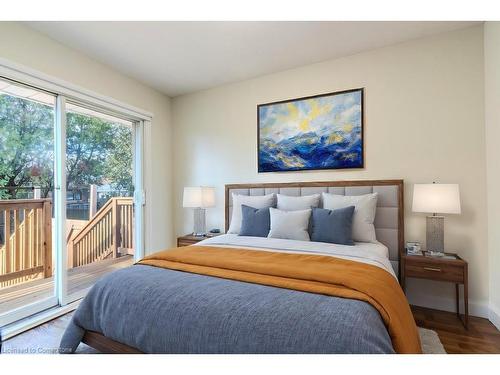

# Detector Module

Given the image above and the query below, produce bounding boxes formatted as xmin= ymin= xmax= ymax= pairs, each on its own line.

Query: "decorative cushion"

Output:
xmin=310 ymin=206 xmax=355 ymax=245
xmin=322 ymin=192 xmax=379 ymax=243
xmin=277 ymin=193 xmax=320 ymax=211
xmin=239 ymin=205 xmax=271 ymax=237
xmin=228 ymin=193 xmax=275 ymax=234
xmin=267 ymin=207 xmax=311 ymax=241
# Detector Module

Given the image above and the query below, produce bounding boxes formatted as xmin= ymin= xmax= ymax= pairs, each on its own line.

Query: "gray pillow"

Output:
xmin=310 ymin=206 xmax=355 ymax=245
xmin=239 ymin=205 xmax=270 ymax=237
xmin=268 ymin=207 xmax=311 ymax=241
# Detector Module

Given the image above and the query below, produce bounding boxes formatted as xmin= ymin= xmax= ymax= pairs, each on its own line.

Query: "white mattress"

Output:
xmin=198 ymin=234 xmax=396 ymax=278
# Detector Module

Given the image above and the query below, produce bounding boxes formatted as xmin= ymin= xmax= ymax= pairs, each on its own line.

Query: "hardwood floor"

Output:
xmin=411 ymin=305 xmax=500 ymax=354
xmin=1 ymin=312 xmax=97 ymax=354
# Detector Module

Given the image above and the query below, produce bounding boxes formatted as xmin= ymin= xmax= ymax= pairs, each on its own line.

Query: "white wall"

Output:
xmin=485 ymin=22 xmax=500 ymax=328
xmin=172 ymin=26 xmax=489 ymax=316
xmin=0 ymin=22 xmax=174 ymax=253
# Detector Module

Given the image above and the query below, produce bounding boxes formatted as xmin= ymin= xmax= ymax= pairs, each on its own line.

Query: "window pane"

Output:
xmin=0 ymin=78 xmax=56 ymax=325
xmin=65 ymin=102 xmax=135 ymax=301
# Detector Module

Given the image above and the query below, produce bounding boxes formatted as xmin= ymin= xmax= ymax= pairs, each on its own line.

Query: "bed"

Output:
xmin=60 ymin=179 xmax=420 ymax=354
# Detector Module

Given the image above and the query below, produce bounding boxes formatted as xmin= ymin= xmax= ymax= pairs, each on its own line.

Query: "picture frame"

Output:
xmin=257 ymin=88 xmax=364 ymax=173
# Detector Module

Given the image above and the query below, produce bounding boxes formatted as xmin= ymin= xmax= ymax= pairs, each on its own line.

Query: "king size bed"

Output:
xmin=59 ymin=179 xmax=421 ymax=354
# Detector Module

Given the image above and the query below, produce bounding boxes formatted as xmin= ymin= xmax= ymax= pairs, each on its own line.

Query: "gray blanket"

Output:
xmin=60 ymin=264 xmax=394 ymax=353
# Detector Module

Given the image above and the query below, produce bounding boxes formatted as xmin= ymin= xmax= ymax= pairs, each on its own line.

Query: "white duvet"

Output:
xmin=198 ymin=234 xmax=396 ymax=278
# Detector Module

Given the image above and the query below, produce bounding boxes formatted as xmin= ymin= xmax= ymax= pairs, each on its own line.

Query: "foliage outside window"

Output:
xmin=0 ymin=94 xmax=133 ymax=200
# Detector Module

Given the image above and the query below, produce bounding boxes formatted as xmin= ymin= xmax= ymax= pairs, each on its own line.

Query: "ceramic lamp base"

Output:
xmin=193 ymin=208 xmax=206 ymax=236
xmin=426 ymin=215 xmax=444 ymax=253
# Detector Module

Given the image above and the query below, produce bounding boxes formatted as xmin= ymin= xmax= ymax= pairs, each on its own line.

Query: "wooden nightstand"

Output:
xmin=177 ymin=233 xmax=222 ymax=247
xmin=402 ymin=251 xmax=468 ymax=329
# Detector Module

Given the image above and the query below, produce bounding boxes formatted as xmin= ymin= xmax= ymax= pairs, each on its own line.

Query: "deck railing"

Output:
xmin=0 ymin=199 xmax=52 ymax=288
xmin=68 ymin=197 xmax=133 ymax=268
xmin=0 ymin=197 xmax=133 ymax=289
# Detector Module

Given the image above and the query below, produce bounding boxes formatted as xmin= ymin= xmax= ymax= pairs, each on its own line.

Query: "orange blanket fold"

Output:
xmin=138 ymin=246 xmax=421 ymax=354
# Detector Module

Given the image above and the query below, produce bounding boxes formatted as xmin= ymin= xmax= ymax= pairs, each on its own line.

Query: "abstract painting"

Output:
xmin=258 ymin=88 xmax=364 ymax=172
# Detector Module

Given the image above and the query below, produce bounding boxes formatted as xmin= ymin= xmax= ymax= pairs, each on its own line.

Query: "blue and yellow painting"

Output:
xmin=258 ymin=89 xmax=363 ymax=172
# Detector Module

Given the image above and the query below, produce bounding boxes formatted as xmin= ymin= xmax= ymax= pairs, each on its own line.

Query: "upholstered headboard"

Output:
xmin=225 ymin=179 xmax=404 ymax=277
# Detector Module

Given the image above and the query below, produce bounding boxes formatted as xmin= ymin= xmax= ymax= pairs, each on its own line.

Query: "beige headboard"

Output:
xmin=225 ymin=179 xmax=404 ymax=279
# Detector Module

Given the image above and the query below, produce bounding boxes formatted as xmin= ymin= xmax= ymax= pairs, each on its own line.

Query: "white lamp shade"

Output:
xmin=183 ymin=187 xmax=215 ymax=208
xmin=412 ymin=183 xmax=461 ymax=214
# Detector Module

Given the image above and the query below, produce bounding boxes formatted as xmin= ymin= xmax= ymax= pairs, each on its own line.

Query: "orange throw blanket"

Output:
xmin=138 ymin=246 xmax=421 ymax=354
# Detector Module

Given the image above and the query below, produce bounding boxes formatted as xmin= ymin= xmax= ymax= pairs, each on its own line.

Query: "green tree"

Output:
xmin=103 ymin=124 xmax=133 ymax=192
xmin=0 ymin=95 xmax=53 ymax=198
xmin=66 ymin=112 xmax=115 ymax=189
xmin=0 ymin=93 xmax=133 ymax=198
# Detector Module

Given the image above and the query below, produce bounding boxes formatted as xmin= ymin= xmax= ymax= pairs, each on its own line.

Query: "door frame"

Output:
xmin=0 ymin=58 xmax=151 ymax=326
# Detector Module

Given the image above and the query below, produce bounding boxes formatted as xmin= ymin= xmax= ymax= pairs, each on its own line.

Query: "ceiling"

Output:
xmin=27 ymin=21 xmax=479 ymax=97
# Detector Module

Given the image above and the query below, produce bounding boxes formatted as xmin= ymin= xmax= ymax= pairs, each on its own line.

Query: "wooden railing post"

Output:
xmin=68 ymin=238 xmax=74 ymax=269
xmin=89 ymin=184 xmax=98 ymax=218
xmin=4 ymin=209 xmax=11 ymax=274
xmin=24 ymin=209 xmax=30 ymax=270
xmin=112 ymin=198 xmax=120 ymax=258
xmin=43 ymin=200 xmax=52 ymax=278
xmin=65 ymin=224 xmax=76 ymax=269
xmin=14 ymin=209 xmax=20 ymax=272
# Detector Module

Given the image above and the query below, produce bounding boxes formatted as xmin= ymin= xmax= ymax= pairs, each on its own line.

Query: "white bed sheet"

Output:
xmin=198 ymin=234 xmax=396 ymax=278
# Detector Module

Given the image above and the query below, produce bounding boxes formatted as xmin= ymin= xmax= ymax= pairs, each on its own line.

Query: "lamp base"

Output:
xmin=193 ymin=208 xmax=206 ymax=237
xmin=426 ymin=215 xmax=444 ymax=253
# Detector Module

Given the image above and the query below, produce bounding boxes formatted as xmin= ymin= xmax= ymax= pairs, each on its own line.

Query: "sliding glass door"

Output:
xmin=0 ymin=71 xmax=145 ymax=328
xmin=0 ymin=77 xmax=58 ymax=326
xmin=63 ymin=102 xmax=137 ymax=303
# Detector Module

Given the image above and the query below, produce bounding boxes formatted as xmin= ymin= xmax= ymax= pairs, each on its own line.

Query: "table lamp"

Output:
xmin=183 ymin=186 xmax=215 ymax=236
xmin=412 ymin=183 xmax=461 ymax=256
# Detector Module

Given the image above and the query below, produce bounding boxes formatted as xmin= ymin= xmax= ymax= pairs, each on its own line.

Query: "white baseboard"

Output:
xmin=489 ymin=304 xmax=500 ymax=330
xmin=405 ymin=278 xmax=491 ymax=319
xmin=408 ymin=293 xmax=490 ymax=318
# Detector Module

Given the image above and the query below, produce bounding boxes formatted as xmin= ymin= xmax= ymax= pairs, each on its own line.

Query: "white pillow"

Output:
xmin=277 ymin=193 xmax=320 ymax=211
xmin=227 ymin=193 xmax=275 ymax=234
xmin=267 ymin=207 xmax=311 ymax=241
xmin=322 ymin=192 xmax=378 ymax=243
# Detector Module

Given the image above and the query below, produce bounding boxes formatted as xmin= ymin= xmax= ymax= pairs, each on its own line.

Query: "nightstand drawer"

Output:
xmin=177 ymin=239 xmax=199 ymax=247
xmin=405 ymin=261 xmax=464 ymax=283
xmin=177 ymin=234 xmax=222 ymax=247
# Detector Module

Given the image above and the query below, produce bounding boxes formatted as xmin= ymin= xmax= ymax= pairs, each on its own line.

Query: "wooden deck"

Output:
xmin=0 ymin=255 xmax=134 ymax=315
